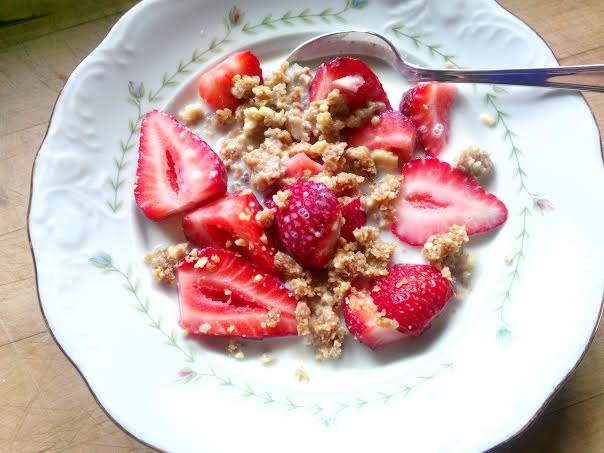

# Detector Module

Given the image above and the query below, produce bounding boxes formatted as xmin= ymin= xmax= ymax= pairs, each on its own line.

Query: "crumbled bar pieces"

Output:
xmin=371 ymin=149 xmax=399 ymax=170
xmin=261 ymin=353 xmax=274 ymax=365
xmin=454 ymin=145 xmax=493 ymax=179
xmin=422 ymin=225 xmax=473 ymax=284
xmin=365 ymin=175 xmax=403 ymax=226
xmin=294 ymin=366 xmax=310 ymax=383
xmin=144 ymin=243 xmax=190 ymax=284
xmin=228 ymin=339 xmax=245 ymax=360
xmin=480 ymin=113 xmax=496 ymax=127
xmin=178 ymin=103 xmax=205 ymax=125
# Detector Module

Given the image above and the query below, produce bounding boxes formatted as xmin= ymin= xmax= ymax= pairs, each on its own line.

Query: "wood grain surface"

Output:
xmin=0 ymin=1 xmax=602 ymax=451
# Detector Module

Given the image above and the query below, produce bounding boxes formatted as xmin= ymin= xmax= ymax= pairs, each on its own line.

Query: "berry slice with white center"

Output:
xmin=309 ymin=57 xmax=392 ymax=111
xmin=392 ymin=158 xmax=508 ymax=246
xmin=400 ymin=82 xmax=456 ymax=156
xmin=134 ymin=110 xmax=227 ymax=221
xmin=182 ymin=191 xmax=279 ymax=274
xmin=197 ymin=50 xmax=263 ymax=111
xmin=177 ymin=247 xmax=298 ymax=338
xmin=346 ymin=110 xmax=418 ymax=163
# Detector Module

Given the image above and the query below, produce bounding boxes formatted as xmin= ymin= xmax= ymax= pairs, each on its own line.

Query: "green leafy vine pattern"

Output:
xmin=105 ymin=0 xmax=368 ymax=212
xmin=90 ymin=252 xmax=452 ymax=426
xmin=389 ymin=22 xmax=554 ymax=341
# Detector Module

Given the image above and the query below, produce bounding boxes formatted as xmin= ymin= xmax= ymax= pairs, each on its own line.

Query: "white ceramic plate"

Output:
xmin=28 ymin=0 xmax=604 ymax=451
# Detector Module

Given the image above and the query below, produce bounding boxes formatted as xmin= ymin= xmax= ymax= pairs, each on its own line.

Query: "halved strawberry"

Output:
xmin=392 ymin=158 xmax=508 ymax=246
xmin=371 ymin=264 xmax=454 ymax=337
xmin=198 ymin=50 xmax=262 ymax=110
xmin=177 ymin=247 xmax=298 ymax=338
xmin=344 ymin=289 xmax=407 ymax=349
xmin=340 ymin=197 xmax=366 ymax=242
xmin=400 ymin=82 xmax=456 ymax=156
xmin=346 ymin=110 xmax=418 ymax=163
xmin=284 ymin=153 xmax=323 ymax=179
xmin=274 ymin=181 xmax=342 ymax=270
xmin=134 ymin=110 xmax=227 ymax=221
xmin=182 ymin=191 xmax=279 ymax=274
xmin=309 ymin=57 xmax=392 ymax=111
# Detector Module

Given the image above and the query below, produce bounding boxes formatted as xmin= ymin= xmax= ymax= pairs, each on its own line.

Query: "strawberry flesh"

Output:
xmin=177 ymin=247 xmax=298 ymax=338
xmin=274 ymin=181 xmax=342 ymax=270
xmin=346 ymin=110 xmax=418 ymax=163
xmin=340 ymin=197 xmax=366 ymax=242
xmin=182 ymin=191 xmax=279 ymax=274
xmin=344 ymin=290 xmax=407 ymax=350
xmin=310 ymin=57 xmax=392 ymax=111
xmin=198 ymin=50 xmax=263 ymax=110
xmin=284 ymin=153 xmax=323 ymax=179
xmin=400 ymin=82 xmax=456 ymax=156
xmin=134 ymin=110 xmax=227 ymax=221
xmin=392 ymin=158 xmax=508 ymax=246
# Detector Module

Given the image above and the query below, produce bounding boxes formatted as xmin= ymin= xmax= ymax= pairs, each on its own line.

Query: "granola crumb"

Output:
xmin=199 ymin=323 xmax=211 ymax=334
xmin=231 ymin=74 xmax=261 ymax=100
xmin=178 ymin=103 xmax=205 ymax=125
xmin=454 ymin=144 xmax=494 ymax=179
xmin=423 ymin=225 xmax=471 ymax=283
xmin=255 ymin=208 xmax=275 ymax=229
xmin=214 ymin=108 xmax=235 ymax=127
xmin=253 ymin=274 xmax=263 ymax=283
xmin=144 ymin=243 xmax=189 ymax=284
xmin=272 ymin=190 xmax=291 ymax=209
xmin=294 ymin=366 xmax=310 ymax=384
xmin=365 ymin=174 xmax=402 ymax=226
xmin=480 ymin=113 xmax=497 ymax=127
xmin=228 ymin=339 xmax=244 ymax=360
xmin=264 ymin=308 xmax=281 ymax=328
xmin=261 ymin=353 xmax=274 ymax=365
xmin=504 ymin=254 xmax=514 ymax=264
xmin=371 ymin=149 xmax=399 ymax=170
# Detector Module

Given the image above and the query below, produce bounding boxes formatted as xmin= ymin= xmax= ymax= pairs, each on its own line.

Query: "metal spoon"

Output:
xmin=287 ymin=30 xmax=604 ymax=93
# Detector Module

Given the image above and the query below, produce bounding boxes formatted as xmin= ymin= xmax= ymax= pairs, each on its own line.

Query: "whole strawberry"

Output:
xmin=371 ymin=264 xmax=454 ymax=336
xmin=273 ymin=181 xmax=342 ymax=269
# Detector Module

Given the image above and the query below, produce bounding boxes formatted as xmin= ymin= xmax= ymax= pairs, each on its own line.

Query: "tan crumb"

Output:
xmin=194 ymin=256 xmax=209 ymax=269
xmin=234 ymin=238 xmax=248 ymax=247
xmin=263 ymin=308 xmax=281 ymax=328
xmin=198 ymin=323 xmax=211 ymax=334
xmin=231 ymin=74 xmax=261 ymax=99
xmin=504 ymin=254 xmax=515 ymax=264
xmin=272 ymin=190 xmax=291 ymax=209
xmin=365 ymin=174 xmax=402 ymax=226
xmin=227 ymin=325 xmax=236 ymax=334
xmin=345 ymin=101 xmax=386 ymax=128
xmin=311 ymin=172 xmax=364 ymax=197
xmin=261 ymin=353 xmax=275 ymax=365
xmin=178 ymin=103 xmax=205 ymax=125
xmin=480 ymin=113 xmax=497 ymax=127
xmin=294 ymin=366 xmax=310 ymax=384
xmin=253 ymin=274 xmax=263 ymax=283
xmin=454 ymin=144 xmax=494 ymax=179
xmin=239 ymin=212 xmax=251 ymax=221
xmin=255 ymin=208 xmax=275 ymax=229
xmin=144 ymin=243 xmax=189 ymax=284
xmin=228 ymin=339 xmax=244 ymax=360
xmin=371 ymin=149 xmax=399 ymax=170
xmin=213 ymin=108 xmax=235 ymax=127
xmin=423 ymin=225 xmax=473 ymax=284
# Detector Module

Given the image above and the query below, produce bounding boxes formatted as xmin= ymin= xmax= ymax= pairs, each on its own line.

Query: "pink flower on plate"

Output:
xmin=228 ymin=6 xmax=242 ymax=26
xmin=176 ymin=368 xmax=196 ymax=383
xmin=533 ymin=198 xmax=554 ymax=214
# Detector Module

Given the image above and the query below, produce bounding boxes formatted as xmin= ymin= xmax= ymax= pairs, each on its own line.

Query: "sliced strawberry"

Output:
xmin=198 ymin=50 xmax=262 ymax=110
xmin=392 ymin=158 xmax=508 ymax=246
xmin=400 ymin=82 xmax=456 ymax=156
xmin=274 ymin=181 xmax=342 ymax=270
xmin=340 ymin=197 xmax=366 ymax=242
xmin=344 ymin=289 xmax=407 ymax=349
xmin=346 ymin=110 xmax=417 ymax=163
xmin=284 ymin=153 xmax=323 ymax=179
xmin=371 ymin=264 xmax=454 ymax=337
xmin=177 ymin=247 xmax=298 ymax=339
xmin=134 ymin=110 xmax=227 ymax=221
xmin=309 ymin=57 xmax=391 ymax=111
xmin=182 ymin=191 xmax=279 ymax=274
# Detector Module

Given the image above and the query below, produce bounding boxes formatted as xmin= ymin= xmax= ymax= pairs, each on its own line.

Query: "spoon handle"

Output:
xmin=413 ymin=64 xmax=604 ymax=92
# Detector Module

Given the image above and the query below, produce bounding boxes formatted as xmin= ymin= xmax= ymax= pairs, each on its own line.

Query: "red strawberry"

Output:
xmin=392 ymin=158 xmax=508 ymax=246
xmin=274 ymin=181 xmax=342 ymax=269
xmin=182 ymin=191 xmax=279 ymax=274
xmin=344 ymin=289 xmax=407 ymax=349
xmin=346 ymin=110 xmax=418 ymax=163
xmin=309 ymin=57 xmax=392 ymax=111
xmin=198 ymin=50 xmax=262 ymax=110
xmin=400 ymin=82 xmax=456 ymax=156
xmin=340 ymin=197 xmax=366 ymax=242
xmin=134 ymin=110 xmax=227 ymax=221
xmin=177 ymin=247 xmax=298 ymax=338
xmin=370 ymin=264 xmax=454 ymax=337
xmin=284 ymin=153 xmax=323 ymax=179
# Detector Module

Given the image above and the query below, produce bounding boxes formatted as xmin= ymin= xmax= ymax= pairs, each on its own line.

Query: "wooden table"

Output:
xmin=0 ymin=1 xmax=602 ymax=451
